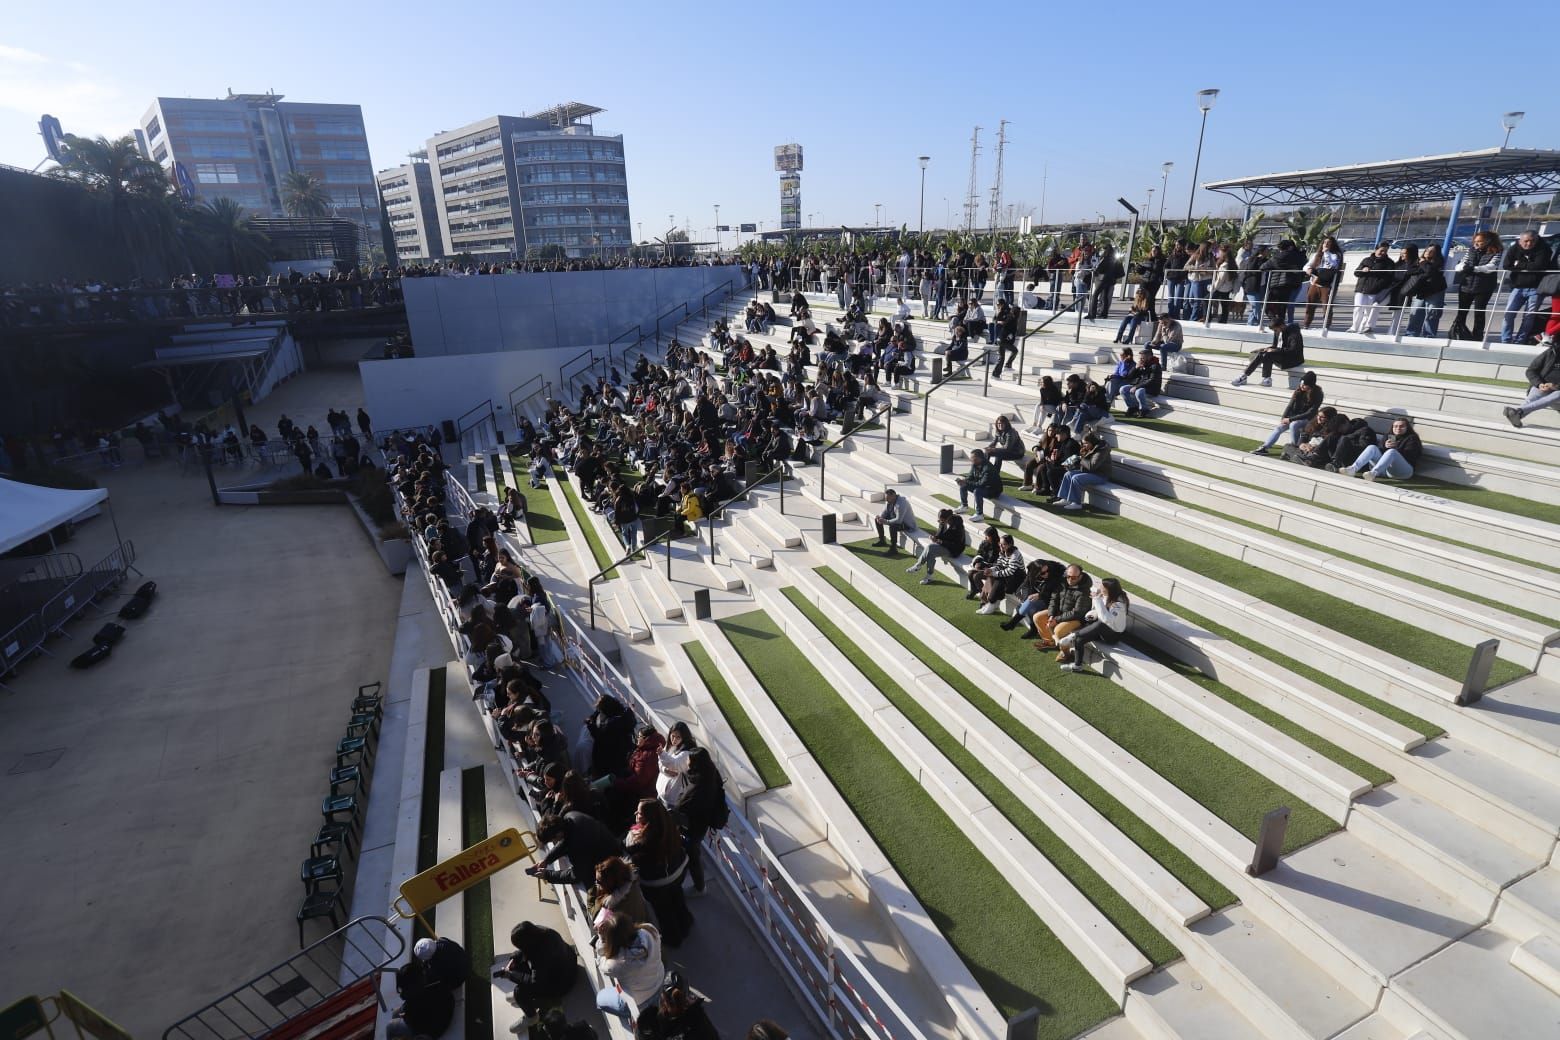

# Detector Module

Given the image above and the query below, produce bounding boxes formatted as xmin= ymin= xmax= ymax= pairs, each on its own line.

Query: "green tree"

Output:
xmin=189 ymin=197 xmax=272 ymax=275
xmin=1284 ymin=210 xmax=1342 ymax=252
xmin=281 ymin=170 xmax=333 ymax=218
xmin=47 ymin=133 xmax=182 ymax=277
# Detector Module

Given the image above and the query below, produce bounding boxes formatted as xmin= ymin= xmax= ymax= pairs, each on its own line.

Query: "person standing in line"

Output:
xmin=1404 ymin=244 xmax=1448 ymax=338
xmin=1500 ymin=229 xmax=1553 ymax=344
xmin=1348 ymin=242 xmax=1398 ymax=335
xmin=1450 ymin=231 xmax=1503 ymax=340
xmin=1302 ymin=236 xmax=1345 ymax=329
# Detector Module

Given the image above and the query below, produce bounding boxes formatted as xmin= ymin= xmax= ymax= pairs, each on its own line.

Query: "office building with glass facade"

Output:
xmin=377 ymin=158 xmax=444 ymax=263
xmin=424 ymin=103 xmax=630 ymax=260
xmin=138 ymin=91 xmax=380 ymax=236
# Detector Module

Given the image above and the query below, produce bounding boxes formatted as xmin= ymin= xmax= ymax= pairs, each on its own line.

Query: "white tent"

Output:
xmin=0 ymin=477 xmax=109 ymax=555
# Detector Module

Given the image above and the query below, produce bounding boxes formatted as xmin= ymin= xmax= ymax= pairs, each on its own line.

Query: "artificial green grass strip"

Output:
xmin=1170 ymin=492 xmax=1557 ymax=628
xmin=490 ymin=453 xmax=507 ymax=491
xmin=931 ymin=493 xmax=1444 ymax=741
xmin=1101 ymin=427 xmax=1558 ymax=576
xmin=815 ymin=567 xmax=1236 ymax=909
xmin=833 ymin=545 xmax=1339 ymax=855
xmin=682 ymin=640 xmax=788 ymax=789
xmin=556 ymin=476 xmax=619 ymax=579
xmin=505 ymin=452 xmax=569 ymax=545
xmin=718 ymin=610 xmax=1118 ymax=1034
xmin=1188 ymin=346 xmax=1526 ymax=388
xmin=1132 ymin=417 xmax=1560 ymax=530
xmin=782 ymin=586 xmax=1181 ymax=965
xmin=461 ymin=765 xmax=495 ymax=1040
xmin=414 ymin=667 xmax=448 ymax=943
xmin=993 ymin=481 xmax=1529 ymax=688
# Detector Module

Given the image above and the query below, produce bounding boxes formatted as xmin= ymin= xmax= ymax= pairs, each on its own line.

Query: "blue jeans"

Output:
xmin=1502 ymin=287 xmax=1541 ymax=343
xmin=1247 ymin=289 xmax=1266 ymax=325
xmin=958 ymin=481 xmax=995 ymax=514
xmin=1186 ymin=280 xmax=1209 ymax=321
xmin=1260 ymin=419 xmax=1308 ymax=451
xmin=1155 ymin=344 xmax=1181 ymax=370
xmin=1518 ymin=385 xmax=1560 ymax=417
xmin=1348 ymin=445 xmax=1414 ymax=478
xmin=1104 ymin=375 xmax=1129 ymax=404
xmin=1057 ymin=471 xmax=1107 ymax=506
xmin=1406 ymin=293 xmax=1444 ymax=337
xmin=1066 ymin=404 xmax=1106 ymax=436
xmin=597 ymin=986 xmax=659 ymax=1022
xmin=1167 ymin=281 xmax=1189 ymax=318
xmin=1116 ymin=314 xmax=1144 ymax=342
xmin=620 ymin=518 xmax=643 ymax=552
xmin=1125 ymin=387 xmax=1155 ymax=413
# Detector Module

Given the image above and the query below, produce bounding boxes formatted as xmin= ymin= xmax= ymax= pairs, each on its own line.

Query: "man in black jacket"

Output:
xmin=1261 ymin=239 xmax=1308 ymax=327
xmin=1504 ymin=339 xmax=1560 ymax=428
xmin=1348 ymin=243 xmax=1397 ymax=335
xmin=907 ymin=508 xmax=967 ymax=584
xmin=1500 ymin=231 xmax=1554 ymax=344
xmin=1252 ymin=372 xmax=1324 ymax=456
xmin=1032 ymin=564 xmax=1092 ymax=657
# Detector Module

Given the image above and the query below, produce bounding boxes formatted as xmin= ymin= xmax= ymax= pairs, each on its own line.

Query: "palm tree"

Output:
xmin=48 ymin=133 xmax=182 ymax=277
xmin=189 ymin=198 xmax=272 ymax=275
xmin=281 ymin=170 xmax=333 ymax=218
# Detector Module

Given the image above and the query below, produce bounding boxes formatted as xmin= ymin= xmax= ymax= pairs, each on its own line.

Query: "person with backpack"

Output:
xmin=1250 ymin=372 xmax=1325 ymax=456
xmin=1231 ymin=321 xmax=1307 ymax=386
xmin=674 ymin=747 xmax=728 ymax=895
xmin=907 ymin=508 xmax=968 ymax=584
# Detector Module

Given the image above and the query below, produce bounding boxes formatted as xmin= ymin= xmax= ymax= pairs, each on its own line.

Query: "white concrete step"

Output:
xmin=1391 ymin=927 xmax=1560 ymax=1040
xmin=1494 ymin=867 xmax=1560 ymax=944
xmin=737 ymin=489 xmax=805 ymax=547
xmin=759 ymin=586 xmax=1154 ymax=1005
xmin=1120 ymin=961 xmax=1271 ymax=1040
xmin=714 ymin=512 xmax=773 ymax=570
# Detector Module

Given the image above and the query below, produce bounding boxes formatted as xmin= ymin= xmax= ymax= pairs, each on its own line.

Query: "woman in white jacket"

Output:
xmin=595 ymin=912 xmax=664 ymax=1021
xmin=655 ymin=722 xmax=697 ymax=809
xmin=1057 ymin=578 xmax=1130 ymax=673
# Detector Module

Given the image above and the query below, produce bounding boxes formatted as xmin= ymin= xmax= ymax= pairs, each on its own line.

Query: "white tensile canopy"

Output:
xmin=0 ymin=477 xmax=109 ymax=554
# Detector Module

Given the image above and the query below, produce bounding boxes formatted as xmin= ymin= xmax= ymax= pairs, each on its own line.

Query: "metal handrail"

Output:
xmin=162 ymin=915 xmax=405 ymax=1040
xmin=506 ymin=373 xmax=548 ymax=423
xmin=817 ymin=402 xmax=893 ymax=502
xmin=607 ymin=321 xmax=642 ymax=369
xmin=588 ymin=459 xmax=790 ymax=629
xmin=558 ymin=347 xmax=595 ymax=391
xmin=1014 ymin=297 xmax=1087 ymax=385
xmin=455 ymin=398 xmax=495 ymax=436
xmin=654 ymin=301 xmax=690 ymax=347
xmin=920 ymin=353 xmax=983 ymax=440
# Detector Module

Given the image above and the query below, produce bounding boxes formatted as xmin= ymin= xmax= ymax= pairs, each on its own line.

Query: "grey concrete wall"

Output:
xmin=401 ymin=265 xmax=745 ymax=356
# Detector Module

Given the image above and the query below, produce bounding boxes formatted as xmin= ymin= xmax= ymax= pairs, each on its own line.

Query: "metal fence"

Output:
xmin=2 ymin=540 xmax=136 ymax=687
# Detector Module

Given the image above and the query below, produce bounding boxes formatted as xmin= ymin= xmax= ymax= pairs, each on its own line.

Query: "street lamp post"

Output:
xmin=1501 ymin=111 xmax=1525 ymax=148
xmin=1145 ymin=187 xmax=1155 ymax=224
xmin=918 ymin=156 xmax=930 ymax=234
xmin=1158 ymin=162 xmax=1173 ymax=228
xmin=1186 ymin=88 xmax=1220 ymax=224
xmin=713 ymin=204 xmax=721 ymax=255
xmin=874 ymin=202 xmax=882 ymax=227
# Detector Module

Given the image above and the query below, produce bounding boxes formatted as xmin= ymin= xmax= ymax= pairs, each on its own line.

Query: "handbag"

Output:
xmin=1537 ymin=271 xmax=1560 ymax=297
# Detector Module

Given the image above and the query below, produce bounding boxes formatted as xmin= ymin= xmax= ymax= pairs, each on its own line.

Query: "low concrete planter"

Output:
xmin=347 ymin=491 xmax=410 ymax=576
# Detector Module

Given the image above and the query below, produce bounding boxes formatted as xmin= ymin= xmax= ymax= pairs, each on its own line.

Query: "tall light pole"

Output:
xmin=1145 ymin=187 xmax=1155 ymax=223
xmin=874 ymin=202 xmax=882 ymax=227
xmin=1501 ymin=111 xmax=1525 ymax=148
xmin=1158 ymin=162 xmax=1173 ymax=228
xmin=713 ymin=204 xmax=721 ymax=255
xmin=1186 ymin=89 xmax=1220 ymax=224
xmin=918 ymin=156 xmax=930 ymax=234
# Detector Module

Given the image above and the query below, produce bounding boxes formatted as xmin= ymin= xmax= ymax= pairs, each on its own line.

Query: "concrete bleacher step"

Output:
xmin=689 ymin=618 xmax=1010 ymax=1040
xmin=712 ymin=511 xmax=773 ymax=569
xmin=735 ymin=490 xmax=804 ymax=547
xmin=1087 ymin=479 xmax=1556 ymax=672
xmin=1091 ymin=437 xmax=1560 ymax=620
xmin=1168 ymin=375 xmax=1560 ymax=465
xmin=776 ymin=562 xmax=1390 ymax=1039
xmin=1390 ymin=927 xmax=1560 ymax=1040
xmin=756 ymin=584 xmax=1154 ymax=1005
xmin=1496 ymin=868 xmax=1560 ymax=945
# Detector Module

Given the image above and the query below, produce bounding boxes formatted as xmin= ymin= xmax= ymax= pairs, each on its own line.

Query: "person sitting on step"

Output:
xmin=1031 ymin=564 xmax=1092 ymax=658
xmin=1340 ymin=416 xmax=1422 ymax=481
xmin=1503 ymin=335 xmax=1560 ymax=428
xmin=1052 ymin=431 xmax=1112 ymax=511
xmin=1250 ymin=371 xmax=1324 ymax=456
xmin=1231 ymin=320 xmax=1306 ymax=386
xmin=871 ymin=488 xmax=918 ymax=554
xmin=906 ymin=508 xmax=967 ymax=584
xmin=1002 ymin=559 xmax=1064 ymax=636
xmin=955 ymin=448 xmax=1004 ymax=522
xmin=1058 ymin=577 xmax=1131 ymax=673
xmin=1120 ymin=349 xmax=1163 ymax=417
xmin=976 ymin=534 xmax=1026 ymax=615
xmin=964 ymin=526 xmax=1002 ymax=601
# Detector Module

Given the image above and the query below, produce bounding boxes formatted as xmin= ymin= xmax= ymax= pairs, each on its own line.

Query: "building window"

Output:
xmin=194 ymin=163 xmax=242 ymax=184
xmin=146 ymin=116 xmax=162 ymax=139
xmin=152 ymin=143 xmax=168 ymax=163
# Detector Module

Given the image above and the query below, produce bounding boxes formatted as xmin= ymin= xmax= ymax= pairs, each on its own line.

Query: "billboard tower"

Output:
xmin=775 ymin=143 xmax=803 ymax=230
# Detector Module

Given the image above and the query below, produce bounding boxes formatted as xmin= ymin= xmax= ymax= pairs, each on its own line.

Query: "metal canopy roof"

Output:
xmin=1204 ymin=148 xmax=1560 ymax=206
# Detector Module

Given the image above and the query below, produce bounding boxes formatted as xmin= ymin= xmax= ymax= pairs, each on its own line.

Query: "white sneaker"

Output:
xmin=919 ymin=575 xmax=934 ymax=585
xmin=1230 ymin=376 xmax=1247 ymax=386
xmin=977 ymin=603 xmax=997 ymax=615
xmin=1259 ymin=377 xmax=1272 ymax=387
xmin=1058 ymin=633 xmax=1077 ymax=648
xmin=1059 ymin=662 xmax=1081 ymax=673
xmin=971 ymin=513 xmax=985 ymax=523
xmin=1062 ymin=501 xmax=1082 ymax=511
xmin=905 ymin=561 xmax=921 ymax=573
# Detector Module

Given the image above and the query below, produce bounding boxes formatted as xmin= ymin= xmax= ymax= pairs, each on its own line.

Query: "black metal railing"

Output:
xmin=507 ymin=373 xmax=551 ymax=424
xmin=607 ymin=321 xmax=643 ymax=370
xmin=654 ymin=302 xmax=690 ymax=347
xmin=587 ymin=460 xmax=790 ymax=629
xmin=558 ymin=347 xmax=595 ymax=392
xmin=920 ymin=354 xmax=983 ymax=440
xmin=817 ymin=402 xmax=895 ymax=502
xmin=1014 ymin=297 xmax=1087 ymax=385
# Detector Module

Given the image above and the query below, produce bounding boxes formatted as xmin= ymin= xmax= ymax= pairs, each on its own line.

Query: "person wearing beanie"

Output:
xmin=1251 ymin=371 xmax=1325 ymax=456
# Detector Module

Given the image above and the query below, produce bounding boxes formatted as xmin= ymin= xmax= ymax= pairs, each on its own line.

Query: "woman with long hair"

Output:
xmin=1303 ymin=236 xmax=1345 ymax=329
xmin=625 ymin=799 xmax=694 ymax=946
xmin=1058 ymin=577 xmax=1130 ymax=672
xmin=1404 ymin=245 xmax=1449 ymax=338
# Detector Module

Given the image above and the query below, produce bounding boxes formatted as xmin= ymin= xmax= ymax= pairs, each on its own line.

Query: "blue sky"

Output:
xmin=1 ymin=1 xmax=1548 ymax=241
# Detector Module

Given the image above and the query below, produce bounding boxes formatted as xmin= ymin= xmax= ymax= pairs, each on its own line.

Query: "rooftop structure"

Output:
xmin=1204 ymin=147 xmax=1560 ymax=206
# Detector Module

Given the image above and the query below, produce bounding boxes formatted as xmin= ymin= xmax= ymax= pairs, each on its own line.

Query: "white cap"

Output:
xmin=413 ymin=938 xmax=437 ymax=961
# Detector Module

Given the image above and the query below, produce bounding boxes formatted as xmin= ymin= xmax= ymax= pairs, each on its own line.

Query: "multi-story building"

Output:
xmin=138 ymin=90 xmax=379 ymax=237
xmin=424 ymin=102 xmax=630 ymax=260
xmin=377 ymin=156 xmax=444 ymax=263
